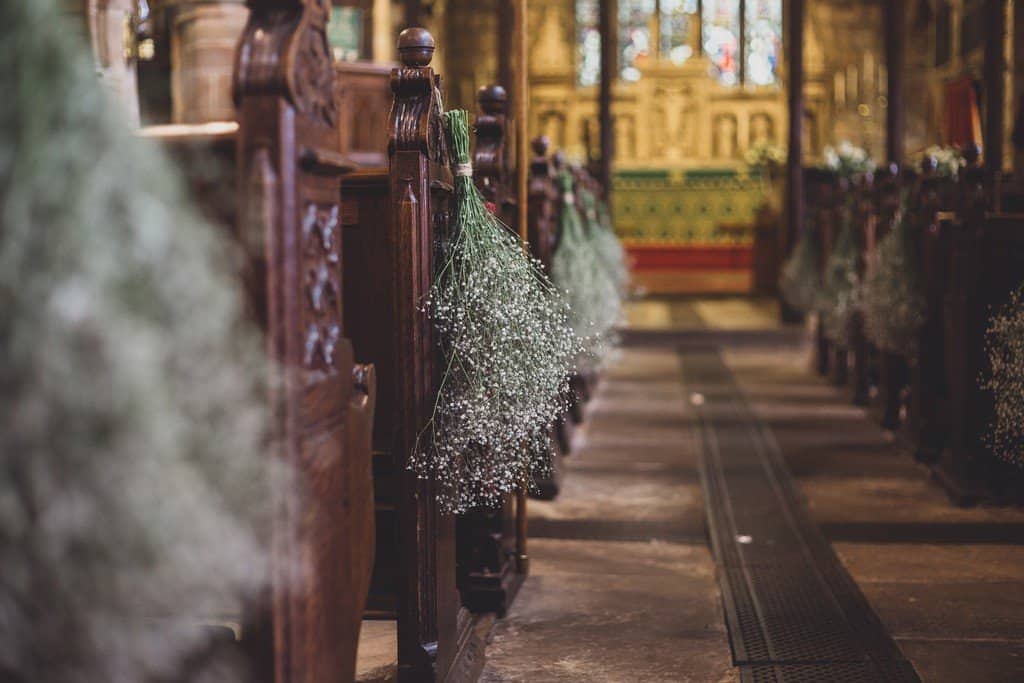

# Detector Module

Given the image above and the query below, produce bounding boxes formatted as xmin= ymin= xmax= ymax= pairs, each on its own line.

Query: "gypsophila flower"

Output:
xmin=745 ymin=141 xmax=786 ymax=168
xmin=0 ymin=1 xmax=271 ymax=679
xmin=819 ymin=200 xmax=862 ymax=346
xmin=412 ymin=110 xmax=582 ymax=513
xmin=780 ymin=226 xmax=822 ymax=314
xmin=823 ymin=141 xmax=875 ymax=178
xmin=582 ymin=187 xmax=629 ymax=297
xmin=552 ymin=172 xmax=621 ymax=370
xmin=862 ymin=194 xmax=926 ymax=357
xmin=981 ymin=287 xmax=1024 ymax=468
xmin=917 ymin=145 xmax=966 ymax=178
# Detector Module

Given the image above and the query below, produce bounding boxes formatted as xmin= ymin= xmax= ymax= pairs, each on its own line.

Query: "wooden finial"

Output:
xmin=478 ymin=84 xmax=507 ymax=114
xmin=398 ymin=27 xmax=435 ymax=67
xmin=532 ymin=136 xmax=550 ymax=157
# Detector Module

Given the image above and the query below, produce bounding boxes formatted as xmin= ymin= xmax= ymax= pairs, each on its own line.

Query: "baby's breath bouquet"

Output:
xmin=819 ymin=201 xmax=861 ymax=345
xmin=981 ymin=287 xmax=1024 ymax=468
xmin=862 ymin=196 xmax=926 ymax=357
xmin=552 ymin=172 xmax=621 ymax=369
xmin=745 ymin=141 xmax=786 ymax=168
xmin=1 ymin=1 xmax=271 ymax=679
xmin=582 ymin=187 xmax=629 ymax=296
xmin=413 ymin=110 xmax=581 ymax=513
xmin=780 ymin=226 xmax=822 ymax=314
xmin=824 ymin=141 xmax=875 ymax=178
xmin=918 ymin=145 xmax=966 ymax=178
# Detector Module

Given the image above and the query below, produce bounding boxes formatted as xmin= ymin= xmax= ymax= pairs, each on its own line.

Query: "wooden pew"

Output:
xmin=456 ymin=83 xmax=529 ymax=616
xmin=334 ymin=60 xmax=391 ymax=168
xmin=935 ymin=153 xmax=1011 ymax=504
xmin=906 ymin=158 xmax=955 ymax=461
xmin=340 ymin=28 xmax=486 ymax=682
xmin=867 ymin=165 xmax=911 ymax=431
xmin=805 ymin=167 xmax=838 ymax=377
xmin=141 ymin=1 xmax=377 ymax=680
xmin=527 ymin=136 xmax=571 ymax=498
xmin=848 ymin=166 xmax=887 ymax=406
xmin=827 ymin=173 xmax=867 ymax=388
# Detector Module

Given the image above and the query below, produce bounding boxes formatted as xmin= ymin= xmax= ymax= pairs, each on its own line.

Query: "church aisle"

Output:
xmin=482 ymin=346 xmax=738 ymax=683
xmin=484 ymin=299 xmax=1024 ymax=682
xmin=726 ymin=345 xmax=1024 ymax=683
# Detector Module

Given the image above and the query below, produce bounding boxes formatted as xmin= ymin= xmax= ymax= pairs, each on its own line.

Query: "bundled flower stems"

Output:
xmin=820 ymin=200 xmax=861 ymax=345
xmin=779 ymin=226 xmax=821 ymax=314
xmin=1 ymin=1 xmax=270 ymax=678
xmin=552 ymin=172 xmax=621 ymax=369
xmin=862 ymin=194 xmax=926 ymax=358
xmin=584 ymin=187 xmax=630 ymax=296
xmin=982 ymin=287 xmax=1024 ymax=468
xmin=413 ymin=109 xmax=581 ymax=513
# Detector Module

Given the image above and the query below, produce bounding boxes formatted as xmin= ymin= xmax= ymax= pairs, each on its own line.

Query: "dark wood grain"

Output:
xmin=233 ymin=1 xmax=376 ymax=680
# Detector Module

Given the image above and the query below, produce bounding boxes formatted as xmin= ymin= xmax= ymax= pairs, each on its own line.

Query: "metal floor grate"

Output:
xmin=683 ymin=349 xmax=919 ymax=683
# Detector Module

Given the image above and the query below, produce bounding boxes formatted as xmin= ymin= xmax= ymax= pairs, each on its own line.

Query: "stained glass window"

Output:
xmin=619 ymin=0 xmax=656 ymax=82
xmin=577 ymin=0 xmax=601 ymax=87
xmin=660 ymin=0 xmax=699 ymax=65
xmin=574 ymin=0 xmax=781 ymax=87
xmin=745 ymin=0 xmax=782 ymax=86
xmin=703 ymin=0 xmax=741 ymax=86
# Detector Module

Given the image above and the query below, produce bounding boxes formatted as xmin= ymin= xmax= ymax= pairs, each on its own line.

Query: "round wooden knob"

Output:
xmin=478 ymin=84 xmax=507 ymax=114
xmin=962 ymin=142 xmax=981 ymax=165
xmin=532 ymin=136 xmax=550 ymax=157
xmin=920 ymin=155 xmax=938 ymax=174
xmin=398 ymin=27 xmax=435 ymax=67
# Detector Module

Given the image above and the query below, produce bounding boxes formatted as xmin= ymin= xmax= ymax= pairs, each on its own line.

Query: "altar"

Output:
xmin=528 ymin=0 xmax=787 ymax=292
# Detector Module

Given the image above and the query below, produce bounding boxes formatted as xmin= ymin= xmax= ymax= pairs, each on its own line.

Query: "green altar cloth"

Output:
xmin=612 ymin=168 xmax=766 ymax=247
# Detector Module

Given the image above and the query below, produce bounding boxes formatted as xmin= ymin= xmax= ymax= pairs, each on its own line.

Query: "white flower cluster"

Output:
xmin=414 ymin=111 xmax=582 ymax=513
xmin=1 ymin=2 xmax=271 ymax=679
xmin=819 ymin=203 xmax=862 ymax=346
xmin=586 ymin=188 xmax=630 ymax=296
xmin=745 ymin=141 xmax=787 ymax=168
xmin=862 ymin=201 xmax=926 ymax=357
xmin=918 ymin=145 xmax=967 ymax=178
xmin=552 ymin=172 xmax=623 ymax=371
xmin=982 ymin=287 xmax=1024 ymax=468
xmin=779 ymin=227 xmax=822 ymax=313
xmin=823 ymin=141 xmax=876 ymax=178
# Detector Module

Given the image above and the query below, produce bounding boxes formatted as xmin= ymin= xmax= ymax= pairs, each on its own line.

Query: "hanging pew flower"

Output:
xmin=581 ymin=187 xmax=630 ymax=297
xmin=819 ymin=200 xmax=862 ymax=346
xmin=779 ymin=227 xmax=822 ymax=314
xmin=981 ymin=287 xmax=1024 ymax=468
xmin=823 ymin=141 xmax=876 ymax=178
xmin=744 ymin=141 xmax=786 ymax=168
xmin=552 ymin=172 xmax=622 ymax=370
xmin=414 ymin=110 xmax=582 ymax=513
xmin=862 ymin=196 xmax=926 ymax=358
xmin=916 ymin=145 xmax=966 ymax=178
xmin=0 ymin=1 xmax=271 ymax=680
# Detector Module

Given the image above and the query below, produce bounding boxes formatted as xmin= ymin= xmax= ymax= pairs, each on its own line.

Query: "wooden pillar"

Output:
xmin=1014 ymin=0 xmax=1024 ymax=184
xmin=784 ymin=0 xmax=804 ymax=251
xmin=884 ymin=0 xmax=905 ymax=164
xmin=983 ymin=0 xmax=1006 ymax=175
xmin=498 ymin=0 xmax=514 ymax=98
xmin=599 ymin=0 xmax=615 ymax=197
xmin=403 ymin=0 xmax=421 ymax=26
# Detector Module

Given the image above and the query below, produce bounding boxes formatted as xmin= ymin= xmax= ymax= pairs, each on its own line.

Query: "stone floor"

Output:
xmin=727 ymin=344 xmax=1024 ymax=683
xmin=482 ymin=297 xmax=1024 ymax=682
xmin=355 ymin=297 xmax=1024 ymax=681
xmin=481 ymin=345 xmax=737 ymax=683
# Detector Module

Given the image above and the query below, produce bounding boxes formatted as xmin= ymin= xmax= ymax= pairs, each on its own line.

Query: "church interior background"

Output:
xmin=99 ymin=0 xmax=1015 ymax=294
xmin=405 ymin=0 xmax=1010 ymax=294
